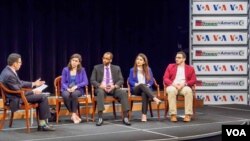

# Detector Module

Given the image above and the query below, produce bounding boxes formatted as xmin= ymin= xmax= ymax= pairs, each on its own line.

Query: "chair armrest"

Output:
xmin=163 ymin=83 xmax=167 ymax=97
xmin=0 ymin=83 xmax=29 ymax=106
xmin=127 ymin=87 xmax=131 ymax=97
xmin=192 ymin=85 xmax=196 ymax=98
xmin=153 ymin=79 xmax=160 ymax=97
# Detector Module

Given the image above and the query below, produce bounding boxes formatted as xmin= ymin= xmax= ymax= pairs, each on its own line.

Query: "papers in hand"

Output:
xmin=33 ymin=84 xmax=48 ymax=92
xmin=41 ymin=92 xmax=50 ymax=96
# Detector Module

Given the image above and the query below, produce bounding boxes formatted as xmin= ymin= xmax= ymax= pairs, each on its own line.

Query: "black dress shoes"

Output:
xmin=96 ymin=118 xmax=103 ymax=126
xmin=38 ymin=124 xmax=55 ymax=131
xmin=123 ymin=117 xmax=131 ymax=126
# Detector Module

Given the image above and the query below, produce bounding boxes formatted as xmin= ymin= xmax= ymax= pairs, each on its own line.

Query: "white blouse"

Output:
xmin=137 ymin=67 xmax=146 ymax=84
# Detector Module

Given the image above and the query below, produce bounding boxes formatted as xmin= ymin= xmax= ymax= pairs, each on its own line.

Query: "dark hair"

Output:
xmin=133 ymin=53 xmax=150 ymax=82
xmin=177 ymin=51 xmax=186 ymax=59
xmin=7 ymin=53 xmax=21 ymax=66
xmin=67 ymin=53 xmax=82 ymax=72
xmin=103 ymin=52 xmax=113 ymax=60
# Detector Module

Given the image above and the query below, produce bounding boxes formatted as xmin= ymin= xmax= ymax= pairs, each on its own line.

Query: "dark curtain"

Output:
xmin=0 ymin=0 xmax=189 ymax=93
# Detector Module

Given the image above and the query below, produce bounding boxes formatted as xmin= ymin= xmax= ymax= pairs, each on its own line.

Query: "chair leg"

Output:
xmin=157 ymin=103 xmax=160 ymax=121
xmin=112 ymin=101 xmax=116 ymax=119
xmin=192 ymin=96 xmax=196 ymax=120
xmin=149 ymin=101 xmax=153 ymax=117
xmin=77 ymin=103 xmax=81 ymax=118
xmin=0 ymin=109 xmax=7 ymax=130
xmin=36 ymin=108 xmax=39 ymax=126
xmin=86 ymin=100 xmax=89 ymax=122
xmin=129 ymin=101 xmax=134 ymax=120
xmin=9 ymin=112 xmax=14 ymax=128
xmin=56 ymin=102 xmax=61 ymax=124
xmin=164 ymin=98 xmax=168 ymax=119
xmin=92 ymin=101 xmax=96 ymax=122
xmin=128 ymin=109 xmax=131 ymax=120
xmin=120 ymin=105 xmax=124 ymax=119
xmin=25 ymin=109 xmax=30 ymax=133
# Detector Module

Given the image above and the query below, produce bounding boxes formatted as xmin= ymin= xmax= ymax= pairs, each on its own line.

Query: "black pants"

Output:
xmin=26 ymin=94 xmax=51 ymax=120
xmin=133 ymin=84 xmax=154 ymax=114
xmin=95 ymin=88 xmax=129 ymax=113
xmin=61 ymin=90 xmax=82 ymax=113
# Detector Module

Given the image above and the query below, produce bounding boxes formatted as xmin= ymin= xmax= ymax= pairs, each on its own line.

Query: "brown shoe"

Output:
xmin=170 ymin=115 xmax=178 ymax=122
xmin=183 ymin=115 xmax=191 ymax=122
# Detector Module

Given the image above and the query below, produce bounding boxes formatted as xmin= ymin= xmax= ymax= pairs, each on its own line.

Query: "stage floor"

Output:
xmin=1 ymin=104 xmax=250 ymax=141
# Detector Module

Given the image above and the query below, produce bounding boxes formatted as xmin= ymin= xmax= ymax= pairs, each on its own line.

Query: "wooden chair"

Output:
xmin=0 ymin=82 xmax=39 ymax=133
xmin=127 ymin=78 xmax=161 ymax=120
xmin=54 ymin=76 xmax=89 ymax=124
xmin=91 ymin=85 xmax=123 ymax=121
xmin=156 ymin=87 xmax=168 ymax=120
xmin=163 ymin=84 xmax=196 ymax=119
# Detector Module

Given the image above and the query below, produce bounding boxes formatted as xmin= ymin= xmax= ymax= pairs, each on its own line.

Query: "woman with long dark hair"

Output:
xmin=61 ymin=53 xmax=88 ymax=124
xmin=128 ymin=53 xmax=161 ymax=122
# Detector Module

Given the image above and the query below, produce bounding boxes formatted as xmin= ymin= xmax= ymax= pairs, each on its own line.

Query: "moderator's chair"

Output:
xmin=91 ymin=85 xmax=123 ymax=121
xmin=0 ymin=83 xmax=39 ymax=133
xmin=127 ymin=78 xmax=161 ymax=120
xmin=54 ymin=76 xmax=89 ymax=124
xmin=163 ymin=84 xmax=196 ymax=119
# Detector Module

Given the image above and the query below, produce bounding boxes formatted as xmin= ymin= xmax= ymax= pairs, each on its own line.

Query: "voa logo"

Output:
xmin=213 ymin=65 xmax=227 ymax=71
xmin=230 ymin=95 xmax=244 ymax=102
xmin=196 ymin=4 xmax=210 ymax=11
xmin=213 ymin=4 xmax=227 ymax=11
xmin=230 ymin=35 xmax=243 ymax=41
xmin=226 ymin=129 xmax=246 ymax=136
xmin=213 ymin=35 xmax=226 ymax=41
xmin=230 ymin=65 xmax=244 ymax=71
xmin=196 ymin=35 xmax=210 ymax=41
xmin=230 ymin=4 xmax=244 ymax=11
xmin=196 ymin=65 xmax=210 ymax=71
xmin=214 ymin=95 xmax=227 ymax=102
xmin=222 ymin=125 xmax=249 ymax=140
xmin=197 ymin=95 xmax=210 ymax=102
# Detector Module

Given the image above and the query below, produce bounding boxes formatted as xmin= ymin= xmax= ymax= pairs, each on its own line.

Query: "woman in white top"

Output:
xmin=128 ymin=53 xmax=161 ymax=122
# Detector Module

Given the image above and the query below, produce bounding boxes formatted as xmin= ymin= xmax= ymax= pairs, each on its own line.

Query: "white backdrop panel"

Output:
xmin=196 ymin=91 xmax=248 ymax=105
xmin=192 ymin=1 xmax=248 ymax=15
xmin=193 ymin=61 xmax=248 ymax=75
xmin=192 ymin=47 xmax=248 ymax=60
xmin=196 ymin=76 xmax=248 ymax=90
xmin=193 ymin=31 xmax=248 ymax=45
xmin=192 ymin=16 xmax=248 ymax=30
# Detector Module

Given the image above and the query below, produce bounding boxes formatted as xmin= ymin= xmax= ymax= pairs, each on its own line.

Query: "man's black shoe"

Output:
xmin=123 ymin=117 xmax=131 ymax=126
xmin=37 ymin=124 xmax=55 ymax=131
xmin=96 ymin=118 xmax=103 ymax=126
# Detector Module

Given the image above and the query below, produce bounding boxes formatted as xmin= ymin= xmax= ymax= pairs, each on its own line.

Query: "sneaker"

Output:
xmin=37 ymin=124 xmax=55 ymax=131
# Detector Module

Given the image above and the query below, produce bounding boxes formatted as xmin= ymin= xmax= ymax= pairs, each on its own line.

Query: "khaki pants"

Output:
xmin=166 ymin=86 xmax=193 ymax=115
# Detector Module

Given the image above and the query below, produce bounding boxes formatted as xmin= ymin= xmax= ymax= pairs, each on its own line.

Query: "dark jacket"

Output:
xmin=90 ymin=64 xmax=124 ymax=88
xmin=0 ymin=66 xmax=33 ymax=112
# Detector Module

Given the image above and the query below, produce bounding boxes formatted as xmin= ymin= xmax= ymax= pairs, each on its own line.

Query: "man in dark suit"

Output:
xmin=0 ymin=53 xmax=55 ymax=131
xmin=90 ymin=52 xmax=131 ymax=126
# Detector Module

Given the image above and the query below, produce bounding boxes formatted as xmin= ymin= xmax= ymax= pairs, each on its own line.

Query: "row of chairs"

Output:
xmin=0 ymin=76 xmax=196 ymax=133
